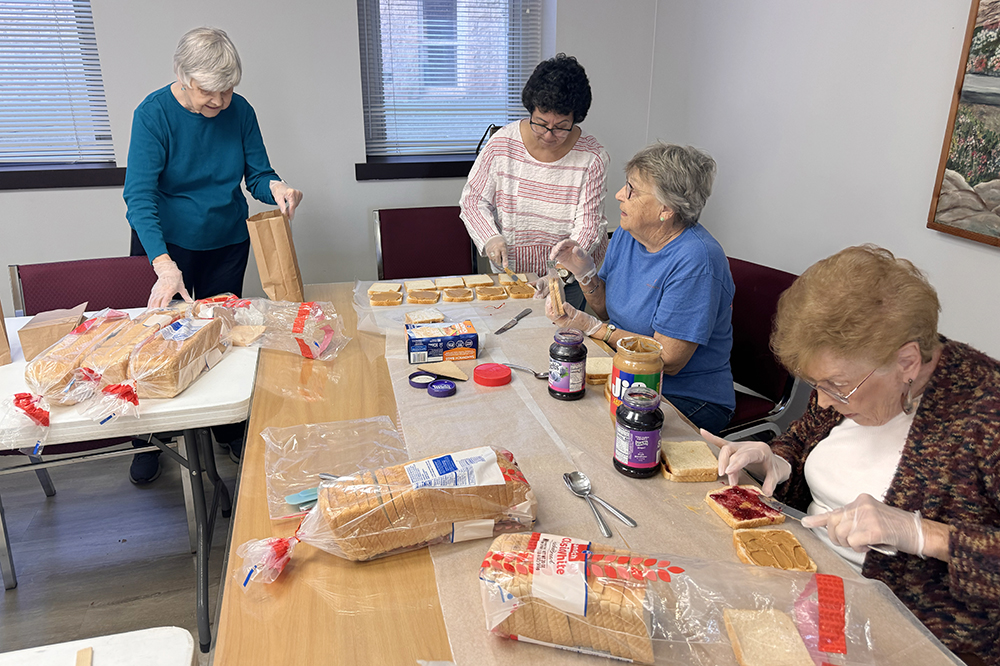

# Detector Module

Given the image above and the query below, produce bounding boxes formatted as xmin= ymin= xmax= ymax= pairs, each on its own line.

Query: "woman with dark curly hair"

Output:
xmin=460 ymin=53 xmax=608 ymax=309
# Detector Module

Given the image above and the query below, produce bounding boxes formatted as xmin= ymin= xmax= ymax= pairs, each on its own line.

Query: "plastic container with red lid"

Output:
xmin=474 ymin=363 xmax=512 ymax=387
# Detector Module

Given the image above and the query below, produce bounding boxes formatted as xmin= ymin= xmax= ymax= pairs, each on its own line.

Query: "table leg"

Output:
xmin=174 ymin=435 xmax=199 ymax=554
xmin=198 ymin=429 xmax=232 ymax=518
xmin=0 ymin=491 xmax=16 ymax=590
xmin=183 ymin=428 xmax=212 ymax=653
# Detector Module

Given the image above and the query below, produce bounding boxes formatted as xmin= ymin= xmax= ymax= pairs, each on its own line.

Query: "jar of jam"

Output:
xmin=609 ymin=335 xmax=663 ymax=422
xmin=614 ymin=386 xmax=663 ymax=478
xmin=548 ymin=328 xmax=587 ymax=401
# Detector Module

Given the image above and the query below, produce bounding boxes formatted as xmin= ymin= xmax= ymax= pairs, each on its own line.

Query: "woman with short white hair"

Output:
xmin=123 ymin=27 xmax=302 ymax=481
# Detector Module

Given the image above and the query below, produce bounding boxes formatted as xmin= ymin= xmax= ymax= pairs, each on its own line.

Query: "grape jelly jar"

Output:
xmin=613 ymin=386 xmax=664 ymax=478
xmin=548 ymin=328 xmax=587 ymax=401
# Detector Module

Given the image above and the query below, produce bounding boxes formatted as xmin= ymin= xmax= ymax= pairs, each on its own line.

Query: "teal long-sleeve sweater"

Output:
xmin=123 ymin=85 xmax=280 ymax=260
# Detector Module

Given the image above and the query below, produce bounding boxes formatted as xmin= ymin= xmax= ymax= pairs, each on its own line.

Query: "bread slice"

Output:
xmin=506 ymin=282 xmax=535 ymax=299
xmin=442 ymin=288 xmax=474 ymax=302
xmin=476 ymin=285 xmax=508 ymax=301
xmin=405 ymin=279 xmax=437 ymax=292
xmin=405 ymin=308 xmax=445 ymax=325
xmin=407 ymin=290 xmax=440 ymax=305
xmin=463 ymin=274 xmax=494 ymax=288
xmin=705 ymin=485 xmax=784 ymax=529
xmin=661 ymin=440 xmax=719 ymax=482
xmin=367 ymin=282 xmax=402 ymax=296
xmin=370 ymin=291 xmax=403 ymax=306
xmin=586 ymin=356 xmax=613 ymax=385
xmin=724 ymin=609 xmax=813 ymax=666
xmin=498 ymin=272 xmax=529 ymax=284
xmin=435 ymin=276 xmax=466 ymax=289
xmin=733 ymin=529 xmax=816 ymax=572
xmin=549 ymin=276 xmax=565 ymax=316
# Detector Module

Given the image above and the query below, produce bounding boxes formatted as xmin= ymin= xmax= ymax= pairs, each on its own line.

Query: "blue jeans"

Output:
xmin=662 ymin=395 xmax=734 ymax=435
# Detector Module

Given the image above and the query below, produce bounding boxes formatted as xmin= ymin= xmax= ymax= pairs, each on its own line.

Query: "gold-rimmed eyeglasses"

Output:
xmin=529 ymin=119 xmax=573 ymax=138
xmin=802 ymin=367 xmax=878 ymax=404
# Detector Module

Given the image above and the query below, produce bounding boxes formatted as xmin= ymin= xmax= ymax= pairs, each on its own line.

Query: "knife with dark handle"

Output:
xmin=495 ymin=308 xmax=532 ymax=335
xmin=758 ymin=495 xmax=897 ymax=556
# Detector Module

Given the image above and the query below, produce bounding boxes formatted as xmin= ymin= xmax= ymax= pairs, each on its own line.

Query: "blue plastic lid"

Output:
xmin=427 ymin=379 xmax=457 ymax=398
xmin=409 ymin=371 xmax=437 ymax=389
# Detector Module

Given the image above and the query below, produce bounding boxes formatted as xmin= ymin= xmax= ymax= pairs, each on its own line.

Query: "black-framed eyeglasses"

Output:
xmin=529 ymin=119 xmax=573 ymax=138
xmin=625 ymin=180 xmax=642 ymax=200
xmin=802 ymin=367 xmax=877 ymax=404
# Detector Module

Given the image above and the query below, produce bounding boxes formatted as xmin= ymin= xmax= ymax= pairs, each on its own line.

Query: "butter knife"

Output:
xmin=758 ymin=495 xmax=897 ymax=556
xmin=502 ymin=266 xmax=521 ymax=283
xmin=495 ymin=308 xmax=532 ymax=335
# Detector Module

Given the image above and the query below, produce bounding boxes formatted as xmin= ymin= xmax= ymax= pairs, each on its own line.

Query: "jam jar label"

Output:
xmin=549 ymin=359 xmax=585 ymax=393
xmin=610 ymin=369 xmax=662 ymax=415
xmin=614 ymin=423 xmax=661 ymax=468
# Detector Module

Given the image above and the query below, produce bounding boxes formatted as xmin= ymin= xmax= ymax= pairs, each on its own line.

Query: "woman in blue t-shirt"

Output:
xmin=123 ymin=27 xmax=302 ymax=482
xmin=544 ymin=143 xmax=735 ymax=433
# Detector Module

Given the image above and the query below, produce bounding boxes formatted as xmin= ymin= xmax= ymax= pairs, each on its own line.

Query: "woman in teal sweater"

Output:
xmin=123 ymin=26 xmax=302 ymax=482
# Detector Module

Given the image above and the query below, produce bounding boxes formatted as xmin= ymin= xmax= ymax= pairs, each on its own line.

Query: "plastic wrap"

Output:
xmin=127 ymin=317 xmax=230 ymax=399
xmin=23 ymin=309 xmax=131 ymax=405
xmin=0 ymin=392 xmax=50 ymax=454
xmin=479 ymin=532 xmax=955 ymax=666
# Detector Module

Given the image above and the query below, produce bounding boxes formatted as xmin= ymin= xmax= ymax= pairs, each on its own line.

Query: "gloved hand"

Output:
xmin=484 ymin=236 xmax=508 ymax=269
xmin=546 ymin=301 xmax=602 ymax=336
xmin=550 ymin=239 xmax=597 ymax=281
xmin=532 ymin=276 xmax=549 ymax=300
xmin=149 ymin=257 xmax=192 ymax=309
xmin=705 ymin=429 xmax=791 ymax=496
xmin=801 ymin=494 xmax=926 ymax=556
xmin=270 ymin=180 xmax=304 ymax=221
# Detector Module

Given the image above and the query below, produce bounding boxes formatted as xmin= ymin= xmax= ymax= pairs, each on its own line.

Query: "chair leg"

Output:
xmin=0 ymin=491 xmax=17 ymax=590
xmin=28 ymin=455 xmax=56 ymax=497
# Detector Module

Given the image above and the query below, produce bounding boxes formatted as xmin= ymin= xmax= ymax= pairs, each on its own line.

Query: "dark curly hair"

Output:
xmin=521 ymin=53 xmax=592 ymax=123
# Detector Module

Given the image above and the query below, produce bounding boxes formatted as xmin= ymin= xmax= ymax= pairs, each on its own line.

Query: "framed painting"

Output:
xmin=928 ymin=0 xmax=1000 ymax=248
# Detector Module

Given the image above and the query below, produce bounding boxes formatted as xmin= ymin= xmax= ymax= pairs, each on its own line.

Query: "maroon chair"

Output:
xmin=9 ymin=255 xmax=156 ymax=317
xmin=721 ymin=257 xmax=807 ymax=441
xmin=374 ymin=206 xmax=479 ymax=280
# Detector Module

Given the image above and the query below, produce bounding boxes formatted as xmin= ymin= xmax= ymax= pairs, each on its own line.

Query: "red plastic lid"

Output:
xmin=474 ymin=363 xmax=512 ymax=387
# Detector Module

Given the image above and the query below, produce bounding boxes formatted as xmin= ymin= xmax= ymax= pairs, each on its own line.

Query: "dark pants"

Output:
xmin=130 ymin=230 xmax=249 ymax=445
xmin=564 ymin=279 xmax=587 ymax=312
xmin=663 ymin=395 xmax=734 ymax=435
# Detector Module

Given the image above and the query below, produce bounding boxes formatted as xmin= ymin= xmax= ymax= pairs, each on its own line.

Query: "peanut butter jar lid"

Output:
xmin=474 ymin=363 xmax=512 ymax=387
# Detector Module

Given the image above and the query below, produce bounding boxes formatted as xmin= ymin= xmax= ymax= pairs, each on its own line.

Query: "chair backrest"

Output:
xmin=10 ymin=256 xmax=157 ymax=316
xmin=374 ymin=206 xmax=478 ymax=280
xmin=728 ymin=257 xmax=799 ymax=403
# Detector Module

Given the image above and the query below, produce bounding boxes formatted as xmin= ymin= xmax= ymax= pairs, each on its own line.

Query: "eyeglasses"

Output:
xmin=529 ymin=119 xmax=573 ymax=138
xmin=802 ymin=367 xmax=877 ymax=404
xmin=625 ymin=180 xmax=644 ymax=200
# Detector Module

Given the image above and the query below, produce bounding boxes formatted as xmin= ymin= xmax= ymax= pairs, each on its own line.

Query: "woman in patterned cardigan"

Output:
xmin=706 ymin=244 xmax=999 ymax=664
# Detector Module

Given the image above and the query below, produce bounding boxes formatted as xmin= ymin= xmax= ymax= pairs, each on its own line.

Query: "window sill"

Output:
xmin=355 ymin=154 xmax=476 ymax=181
xmin=0 ymin=163 xmax=126 ymax=191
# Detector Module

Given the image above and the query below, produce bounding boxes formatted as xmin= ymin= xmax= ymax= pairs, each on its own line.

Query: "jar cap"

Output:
xmin=474 ymin=363 xmax=512 ymax=386
xmin=408 ymin=371 xmax=437 ymax=389
xmin=553 ymin=328 xmax=585 ymax=346
xmin=427 ymin=379 xmax=457 ymax=397
xmin=622 ymin=385 xmax=661 ymax=411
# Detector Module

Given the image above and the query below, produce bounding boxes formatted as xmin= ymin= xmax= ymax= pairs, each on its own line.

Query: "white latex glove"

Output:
xmin=484 ymin=235 xmax=508 ymax=269
xmin=545 ymin=301 xmax=602 ymax=336
xmin=532 ymin=276 xmax=549 ymax=300
xmin=801 ymin=493 xmax=926 ymax=556
xmin=270 ymin=180 xmax=303 ymax=221
xmin=550 ymin=239 xmax=597 ymax=281
xmin=149 ymin=257 xmax=192 ymax=309
xmin=705 ymin=428 xmax=791 ymax=496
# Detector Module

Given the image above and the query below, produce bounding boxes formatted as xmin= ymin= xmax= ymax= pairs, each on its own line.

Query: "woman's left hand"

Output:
xmin=545 ymin=301 xmax=602 ymax=336
xmin=270 ymin=180 xmax=303 ymax=220
xmin=802 ymin=493 xmax=925 ymax=556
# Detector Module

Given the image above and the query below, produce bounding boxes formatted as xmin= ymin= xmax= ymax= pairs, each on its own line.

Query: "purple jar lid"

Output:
xmin=622 ymin=385 xmax=661 ymax=411
xmin=408 ymin=371 xmax=437 ymax=389
xmin=427 ymin=379 xmax=457 ymax=398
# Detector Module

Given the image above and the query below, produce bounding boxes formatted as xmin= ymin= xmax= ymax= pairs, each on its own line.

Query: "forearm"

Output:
xmin=579 ymin=275 xmax=607 ymax=319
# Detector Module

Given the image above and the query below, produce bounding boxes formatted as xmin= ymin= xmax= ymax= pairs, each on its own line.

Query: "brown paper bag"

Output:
xmin=0 ymin=298 xmax=11 ymax=366
xmin=247 ymin=209 xmax=304 ymax=302
xmin=17 ymin=302 xmax=88 ymax=362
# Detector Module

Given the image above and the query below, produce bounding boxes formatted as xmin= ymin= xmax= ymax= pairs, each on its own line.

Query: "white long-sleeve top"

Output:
xmin=460 ymin=120 xmax=610 ymax=277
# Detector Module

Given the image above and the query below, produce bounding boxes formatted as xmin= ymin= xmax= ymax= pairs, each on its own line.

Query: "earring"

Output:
xmin=902 ymin=378 xmax=915 ymax=415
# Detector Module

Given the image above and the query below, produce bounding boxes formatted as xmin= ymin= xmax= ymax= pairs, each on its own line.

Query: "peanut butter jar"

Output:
xmin=608 ymin=335 xmax=663 ymax=423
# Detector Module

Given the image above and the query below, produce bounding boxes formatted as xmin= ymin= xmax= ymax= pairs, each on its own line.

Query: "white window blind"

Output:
xmin=0 ymin=0 xmax=115 ymax=165
xmin=358 ymin=0 xmax=542 ymax=157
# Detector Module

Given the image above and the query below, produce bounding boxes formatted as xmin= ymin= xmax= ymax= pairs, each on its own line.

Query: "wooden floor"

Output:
xmin=0 ymin=446 xmax=238 ymax=664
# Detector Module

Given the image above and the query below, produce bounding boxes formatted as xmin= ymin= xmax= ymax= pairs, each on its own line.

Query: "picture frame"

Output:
xmin=927 ymin=0 xmax=1000 ymax=248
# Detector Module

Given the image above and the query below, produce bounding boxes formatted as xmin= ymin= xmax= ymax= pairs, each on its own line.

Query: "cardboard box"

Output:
xmin=406 ymin=320 xmax=478 ymax=364
xmin=17 ymin=302 xmax=87 ymax=362
xmin=0 ymin=298 xmax=10 ymax=366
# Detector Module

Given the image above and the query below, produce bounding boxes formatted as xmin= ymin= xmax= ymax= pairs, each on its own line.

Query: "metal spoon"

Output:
xmin=503 ymin=363 xmax=548 ymax=380
xmin=563 ymin=471 xmax=638 ymax=536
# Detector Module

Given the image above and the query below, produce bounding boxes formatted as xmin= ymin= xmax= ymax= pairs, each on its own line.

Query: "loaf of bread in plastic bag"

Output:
xmin=128 ymin=317 xmax=227 ymax=399
xmin=81 ymin=311 xmax=181 ymax=388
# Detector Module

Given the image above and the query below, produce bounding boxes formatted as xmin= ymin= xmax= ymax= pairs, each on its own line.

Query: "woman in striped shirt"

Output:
xmin=460 ymin=54 xmax=609 ymax=310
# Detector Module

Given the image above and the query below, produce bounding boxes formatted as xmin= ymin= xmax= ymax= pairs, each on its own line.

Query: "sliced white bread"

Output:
xmin=367 ymin=282 xmax=402 ymax=296
xmin=498 ymin=272 xmax=529 ymax=284
xmin=476 ymin=285 xmax=508 ymax=301
xmin=405 ymin=308 xmax=445 ymax=325
xmin=586 ymin=356 xmax=613 ymax=385
xmin=661 ymin=440 xmax=719 ymax=482
xmin=705 ymin=485 xmax=784 ymax=529
xmin=407 ymin=290 xmax=440 ymax=305
xmin=724 ymin=609 xmax=813 ymax=666
xmin=733 ymin=529 xmax=816 ymax=573
xmin=442 ymin=288 xmax=474 ymax=302
xmin=435 ymin=276 xmax=466 ymax=289
xmin=507 ymin=282 xmax=535 ymax=299
xmin=463 ymin=274 xmax=494 ymax=288
xmin=370 ymin=291 xmax=403 ymax=306
xmin=405 ymin=279 xmax=437 ymax=292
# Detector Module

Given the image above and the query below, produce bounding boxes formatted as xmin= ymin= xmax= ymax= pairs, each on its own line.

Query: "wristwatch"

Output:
xmin=603 ymin=324 xmax=617 ymax=343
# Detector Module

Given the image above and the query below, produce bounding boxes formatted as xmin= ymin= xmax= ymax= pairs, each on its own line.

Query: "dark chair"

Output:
xmin=374 ymin=206 xmax=479 ymax=280
xmin=721 ymin=257 xmax=809 ymax=441
xmin=9 ymin=255 xmax=156 ymax=317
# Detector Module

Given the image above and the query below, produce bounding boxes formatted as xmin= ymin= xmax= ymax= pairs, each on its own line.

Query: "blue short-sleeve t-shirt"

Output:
xmin=599 ymin=224 xmax=735 ymax=410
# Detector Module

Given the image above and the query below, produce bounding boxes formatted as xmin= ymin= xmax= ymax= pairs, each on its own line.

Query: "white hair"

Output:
xmin=626 ymin=143 xmax=717 ymax=228
xmin=173 ymin=27 xmax=242 ymax=92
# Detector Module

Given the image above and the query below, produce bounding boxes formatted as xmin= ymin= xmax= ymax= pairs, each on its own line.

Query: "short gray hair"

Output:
xmin=173 ymin=27 xmax=242 ymax=92
xmin=625 ymin=143 xmax=717 ymax=227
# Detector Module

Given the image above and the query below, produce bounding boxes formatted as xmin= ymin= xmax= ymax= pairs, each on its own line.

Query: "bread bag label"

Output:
xmin=530 ymin=532 xmax=589 ymax=616
xmin=160 ymin=319 xmax=211 ymax=343
xmin=404 ymin=446 xmax=504 ymax=489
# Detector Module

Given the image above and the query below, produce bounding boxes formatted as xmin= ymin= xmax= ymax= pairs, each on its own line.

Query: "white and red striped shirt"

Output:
xmin=460 ymin=120 xmax=609 ymax=276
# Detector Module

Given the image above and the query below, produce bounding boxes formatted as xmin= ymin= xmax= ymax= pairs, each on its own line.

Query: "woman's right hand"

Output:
xmin=703 ymin=429 xmax=791 ymax=496
xmin=484 ymin=236 xmax=508 ymax=269
xmin=550 ymin=239 xmax=596 ymax=280
xmin=149 ymin=256 xmax=192 ymax=309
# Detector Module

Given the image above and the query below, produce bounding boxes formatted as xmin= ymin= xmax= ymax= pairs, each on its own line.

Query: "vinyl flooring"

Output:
xmin=0 ymin=445 xmax=239 ymax=665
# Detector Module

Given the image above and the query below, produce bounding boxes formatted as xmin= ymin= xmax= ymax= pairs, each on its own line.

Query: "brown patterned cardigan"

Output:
xmin=771 ymin=339 xmax=1000 ymax=663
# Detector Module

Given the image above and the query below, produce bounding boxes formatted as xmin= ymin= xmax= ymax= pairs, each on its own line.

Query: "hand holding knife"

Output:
xmin=495 ymin=308 xmax=531 ymax=334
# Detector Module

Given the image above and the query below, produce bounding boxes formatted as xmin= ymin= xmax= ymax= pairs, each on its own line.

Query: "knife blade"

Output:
xmin=495 ymin=308 xmax=532 ymax=335
xmin=758 ymin=495 xmax=897 ymax=556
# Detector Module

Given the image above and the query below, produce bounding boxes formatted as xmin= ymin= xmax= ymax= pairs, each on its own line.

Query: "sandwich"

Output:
xmin=405 ymin=308 xmax=445 ymax=325
xmin=475 ymin=286 xmax=508 ymax=301
xmin=506 ymin=282 xmax=535 ymax=299
xmin=705 ymin=485 xmax=784 ymax=529
xmin=404 ymin=279 xmax=437 ymax=293
xmin=434 ymin=276 xmax=466 ymax=289
xmin=370 ymin=291 xmax=403 ymax=306
xmin=586 ymin=356 xmax=613 ymax=385
xmin=661 ymin=440 xmax=719 ymax=483
xmin=732 ymin=529 xmax=816 ymax=572
xmin=407 ymin=290 xmax=440 ymax=305
xmin=442 ymin=288 xmax=474 ymax=302
xmin=463 ymin=274 xmax=494 ymax=288
xmin=367 ymin=282 xmax=402 ymax=296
